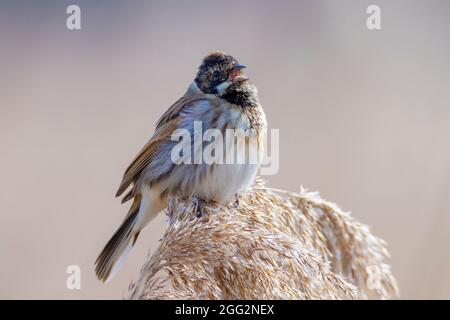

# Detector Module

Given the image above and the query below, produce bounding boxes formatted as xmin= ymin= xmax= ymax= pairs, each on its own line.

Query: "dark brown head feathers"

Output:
xmin=195 ymin=52 xmax=240 ymax=94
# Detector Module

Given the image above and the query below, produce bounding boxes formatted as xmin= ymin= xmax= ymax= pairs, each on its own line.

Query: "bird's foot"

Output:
xmin=194 ymin=196 xmax=205 ymax=218
xmin=233 ymin=194 xmax=240 ymax=208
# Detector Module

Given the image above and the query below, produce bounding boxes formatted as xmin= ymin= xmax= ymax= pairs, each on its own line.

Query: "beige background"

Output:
xmin=1 ymin=0 xmax=449 ymax=299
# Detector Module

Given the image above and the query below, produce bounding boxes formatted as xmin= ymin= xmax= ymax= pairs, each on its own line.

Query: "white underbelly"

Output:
xmin=195 ymin=163 xmax=259 ymax=203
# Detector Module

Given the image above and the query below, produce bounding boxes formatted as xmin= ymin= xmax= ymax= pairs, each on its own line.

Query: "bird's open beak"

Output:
xmin=230 ymin=64 xmax=249 ymax=83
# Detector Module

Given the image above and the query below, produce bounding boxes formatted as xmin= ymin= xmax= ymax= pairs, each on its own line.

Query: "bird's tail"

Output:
xmin=95 ymin=197 xmax=142 ymax=283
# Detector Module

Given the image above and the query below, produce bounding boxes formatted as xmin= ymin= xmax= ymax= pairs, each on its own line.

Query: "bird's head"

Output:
xmin=194 ymin=51 xmax=249 ymax=96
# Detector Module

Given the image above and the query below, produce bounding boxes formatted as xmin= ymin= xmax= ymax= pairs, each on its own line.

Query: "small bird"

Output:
xmin=95 ymin=51 xmax=267 ymax=282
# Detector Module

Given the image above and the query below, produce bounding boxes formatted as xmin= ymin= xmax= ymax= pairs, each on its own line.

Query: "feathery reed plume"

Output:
xmin=128 ymin=179 xmax=398 ymax=300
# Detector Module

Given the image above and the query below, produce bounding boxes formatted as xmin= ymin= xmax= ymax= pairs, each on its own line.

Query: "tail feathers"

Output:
xmin=95 ymin=209 xmax=141 ymax=283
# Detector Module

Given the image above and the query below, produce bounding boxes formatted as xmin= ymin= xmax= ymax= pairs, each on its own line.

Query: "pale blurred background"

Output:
xmin=1 ymin=0 xmax=449 ymax=299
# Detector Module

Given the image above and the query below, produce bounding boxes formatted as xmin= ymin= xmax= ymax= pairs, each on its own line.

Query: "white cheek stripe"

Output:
xmin=214 ymin=81 xmax=233 ymax=95
xmin=189 ymin=80 xmax=233 ymax=96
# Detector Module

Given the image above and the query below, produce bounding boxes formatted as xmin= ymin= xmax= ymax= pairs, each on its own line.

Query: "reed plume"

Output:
xmin=128 ymin=179 xmax=398 ymax=299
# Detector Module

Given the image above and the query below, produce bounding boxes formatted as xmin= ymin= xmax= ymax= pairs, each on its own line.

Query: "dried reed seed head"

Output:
xmin=129 ymin=178 xmax=398 ymax=300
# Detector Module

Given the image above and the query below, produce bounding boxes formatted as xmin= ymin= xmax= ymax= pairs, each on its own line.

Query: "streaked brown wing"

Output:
xmin=154 ymin=96 xmax=189 ymax=129
xmin=115 ymin=96 xmax=206 ymax=198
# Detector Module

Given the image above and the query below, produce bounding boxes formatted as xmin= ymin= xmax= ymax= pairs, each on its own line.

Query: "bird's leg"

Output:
xmin=194 ymin=196 xmax=205 ymax=218
xmin=233 ymin=193 xmax=240 ymax=208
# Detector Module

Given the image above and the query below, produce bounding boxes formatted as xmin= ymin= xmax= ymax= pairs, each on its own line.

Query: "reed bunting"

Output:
xmin=95 ymin=51 xmax=267 ymax=282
